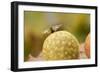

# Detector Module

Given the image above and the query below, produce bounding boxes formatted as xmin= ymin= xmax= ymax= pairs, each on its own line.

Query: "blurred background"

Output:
xmin=24 ymin=11 xmax=90 ymax=61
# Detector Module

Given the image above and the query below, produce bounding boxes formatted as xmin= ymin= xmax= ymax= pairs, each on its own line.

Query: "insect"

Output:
xmin=43 ymin=13 xmax=63 ymax=35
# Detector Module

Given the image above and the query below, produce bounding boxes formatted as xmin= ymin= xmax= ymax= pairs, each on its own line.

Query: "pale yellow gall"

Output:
xmin=42 ymin=31 xmax=79 ymax=60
